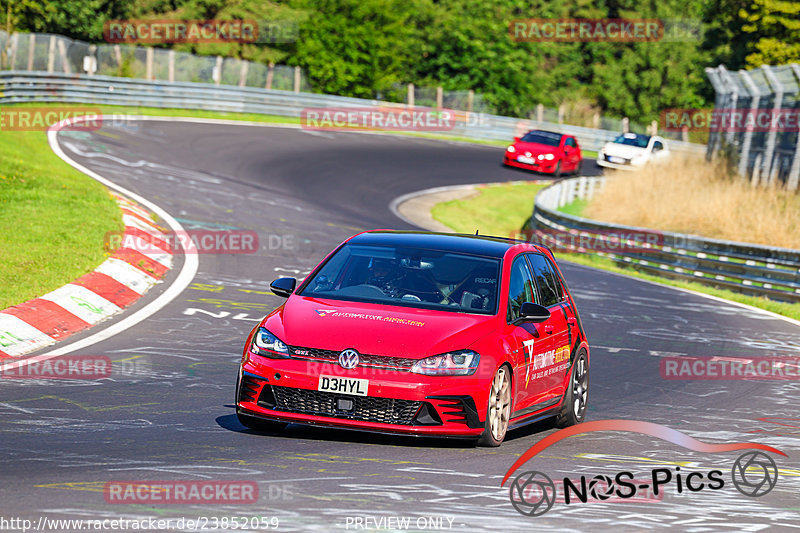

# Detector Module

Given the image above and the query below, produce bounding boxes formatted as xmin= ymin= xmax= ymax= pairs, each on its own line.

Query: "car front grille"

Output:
xmin=288 ymin=345 xmax=416 ymax=371
xmin=270 ymin=386 xmax=422 ymax=425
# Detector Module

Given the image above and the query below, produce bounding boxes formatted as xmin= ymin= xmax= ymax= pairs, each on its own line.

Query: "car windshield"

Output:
xmin=612 ymin=133 xmax=650 ymax=148
xmin=520 ymin=131 xmax=562 ymax=146
xmin=299 ymin=244 xmax=501 ymax=314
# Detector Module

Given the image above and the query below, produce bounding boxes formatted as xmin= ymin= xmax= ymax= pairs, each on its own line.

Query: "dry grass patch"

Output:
xmin=585 ymin=156 xmax=800 ymax=249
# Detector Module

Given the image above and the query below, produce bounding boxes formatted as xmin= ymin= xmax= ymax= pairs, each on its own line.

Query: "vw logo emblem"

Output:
xmin=338 ymin=349 xmax=360 ymax=369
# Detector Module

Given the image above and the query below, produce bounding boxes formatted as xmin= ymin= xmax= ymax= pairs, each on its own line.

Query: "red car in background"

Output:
xmin=236 ymin=231 xmax=590 ymax=446
xmin=503 ymin=130 xmax=583 ymax=177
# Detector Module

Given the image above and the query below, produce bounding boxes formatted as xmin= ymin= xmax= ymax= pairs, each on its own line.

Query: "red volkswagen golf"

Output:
xmin=503 ymin=129 xmax=583 ymax=177
xmin=236 ymin=231 xmax=589 ymax=446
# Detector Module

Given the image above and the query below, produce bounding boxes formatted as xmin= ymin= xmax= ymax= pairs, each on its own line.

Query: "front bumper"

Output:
xmin=237 ymin=356 xmax=487 ymax=437
xmin=597 ymin=155 xmax=645 ymax=171
xmin=503 ymin=155 xmax=559 ymax=174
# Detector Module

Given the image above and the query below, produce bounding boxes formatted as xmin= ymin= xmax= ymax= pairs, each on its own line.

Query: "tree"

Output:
xmin=741 ymin=0 xmax=800 ymax=66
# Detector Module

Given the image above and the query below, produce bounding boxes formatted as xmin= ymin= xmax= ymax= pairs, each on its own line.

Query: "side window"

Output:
xmin=565 ymin=137 xmax=575 ymax=148
xmin=653 ymin=141 xmax=664 ymax=152
xmin=507 ymin=256 xmax=536 ymax=322
xmin=527 ymin=254 xmax=562 ymax=307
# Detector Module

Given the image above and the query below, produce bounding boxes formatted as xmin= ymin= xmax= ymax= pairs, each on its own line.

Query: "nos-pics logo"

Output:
xmin=502 ymin=420 xmax=783 ymax=517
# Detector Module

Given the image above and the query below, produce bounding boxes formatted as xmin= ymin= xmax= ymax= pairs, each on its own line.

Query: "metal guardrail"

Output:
xmin=530 ymin=176 xmax=800 ymax=302
xmin=0 ymin=71 xmax=706 ymax=154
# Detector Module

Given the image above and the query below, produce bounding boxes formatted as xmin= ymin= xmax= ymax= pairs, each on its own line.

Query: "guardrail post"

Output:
xmin=622 ymin=117 xmax=629 ymax=133
xmin=47 ymin=36 xmax=56 ymax=73
xmin=592 ymin=113 xmax=599 ymax=129
xmin=537 ymin=104 xmax=543 ymax=123
xmin=557 ymin=104 xmax=564 ymax=124
xmin=265 ymin=62 xmax=274 ymax=89
xmin=293 ymin=66 xmax=301 ymax=92
xmin=146 ymin=47 xmax=154 ymax=80
xmin=651 ymin=120 xmax=657 ymax=135
xmin=787 ymin=65 xmax=800 ymax=191
xmin=738 ymin=71 xmax=760 ymax=180
xmin=58 ymin=39 xmax=70 ymax=73
xmin=467 ymin=89 xmax=474 ymax=113
xmin=8 ymin=33 xmax=18 ymax=69
xmin=27 ymin=33 xmax=35 ymax=71
xmin=761 ymin=66 xmax=783 ymax=186
xmin=238 ymin=60 xmax=248 ymax=87
xmin=436 ymin=86 xmax=443 ymax=109
xmin=113 ymin=45 xmax=122 ymax=71
xmin=407 ymin=83 xmax=414 ymax=107
xmin=214 ymin=56 xmax=222 ymax=85
xmin=577 ymin=176 xmax=587 ymax=199
xmin=751 ymin=153 xmax=762 ymax=186
xmin=168 ymin=50 xmax=175 ymax=82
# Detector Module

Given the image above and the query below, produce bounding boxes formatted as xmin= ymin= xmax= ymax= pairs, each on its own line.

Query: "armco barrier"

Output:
xmin=0 ymin=71 xmax=706 ymax=154
xmin=529 ymin=176 xmax=800 ymax=302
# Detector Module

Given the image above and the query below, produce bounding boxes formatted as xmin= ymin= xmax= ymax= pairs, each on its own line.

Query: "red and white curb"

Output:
xmin=0 ymin=193 xmax=173 ymax=358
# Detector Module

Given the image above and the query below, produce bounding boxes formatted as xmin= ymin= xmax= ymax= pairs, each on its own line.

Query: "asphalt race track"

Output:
xmin=1 ymin=120 xmax=799 ymax=532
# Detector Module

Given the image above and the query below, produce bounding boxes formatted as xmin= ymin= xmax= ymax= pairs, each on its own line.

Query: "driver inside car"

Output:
xmin=367 ymin=257 xmax=442 ymax=302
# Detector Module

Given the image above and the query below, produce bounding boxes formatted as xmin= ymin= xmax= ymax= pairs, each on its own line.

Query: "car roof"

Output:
xmin=347 ymin=230 xmax=543 ymax=259
xmin=525 ymin=129 xmax=564 ymax=139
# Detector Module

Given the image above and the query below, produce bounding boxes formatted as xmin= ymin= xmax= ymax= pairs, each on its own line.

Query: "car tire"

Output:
xmin=553 ymin=162 xmax=562 ymax=179
xmin=573 ymin=160 xmax=583 ymax=176
xmin=477 ymin=365 xmax=512 ymax=447
xmin=235 ymin=371 xmax=287 ymax=432
xmin=555 ymin=350 xmax=588 ymax=428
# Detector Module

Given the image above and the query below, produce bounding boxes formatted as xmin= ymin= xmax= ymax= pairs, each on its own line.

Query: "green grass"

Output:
xmin=558 ymin=198 xmax=590 ymax=217
xmin=431 ymin=182 xmax=548 ymax=238
xmin=430 ymin=181 xmax=800 ymax=321
xmin=0 ymin=128 xmax=123 ymax=309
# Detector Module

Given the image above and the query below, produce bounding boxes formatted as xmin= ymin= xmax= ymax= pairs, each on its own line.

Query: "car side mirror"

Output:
xmin=514 ymin=302 xmax=551 ymax=324
xmin=270 ymin=277 xmax=296 ymax=298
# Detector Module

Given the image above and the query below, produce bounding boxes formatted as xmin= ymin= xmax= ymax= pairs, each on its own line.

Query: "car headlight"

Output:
xmin=543 ymin=153 xmax=555 ymax=160
xmin=250 ymin=327 xmax=289 ymax=358
xmin=507 ymin=145 xmax=516 ymax=153
xmin=411 ymin=350 xmax=480 ymax=376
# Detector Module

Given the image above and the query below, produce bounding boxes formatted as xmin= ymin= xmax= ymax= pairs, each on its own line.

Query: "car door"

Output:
xmin=564 ymin=137 xmax=580 ymax=172
xmin=652 ymin=139 xmax=669 ymax=161
xmin=505 ymin=254 xmax=551 ymax=413
xmin=526 ymin=253 xmax=572 ymax=401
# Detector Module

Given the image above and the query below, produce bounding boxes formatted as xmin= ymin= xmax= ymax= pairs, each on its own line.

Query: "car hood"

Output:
xmin=602 ymin=143 xmax=648 ymax=158
xmin=514 ymin=141 xmax=559 ymax=155
xmin=263 ymin=295 xmax=498 ymax=358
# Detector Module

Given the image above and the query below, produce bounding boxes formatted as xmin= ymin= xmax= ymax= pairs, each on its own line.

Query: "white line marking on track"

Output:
xmin=0 ymin=116 xmax=199 ymax=372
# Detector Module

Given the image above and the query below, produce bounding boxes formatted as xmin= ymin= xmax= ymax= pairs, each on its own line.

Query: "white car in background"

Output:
xmin=597 ymin=132 xmax=669 ymax=171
